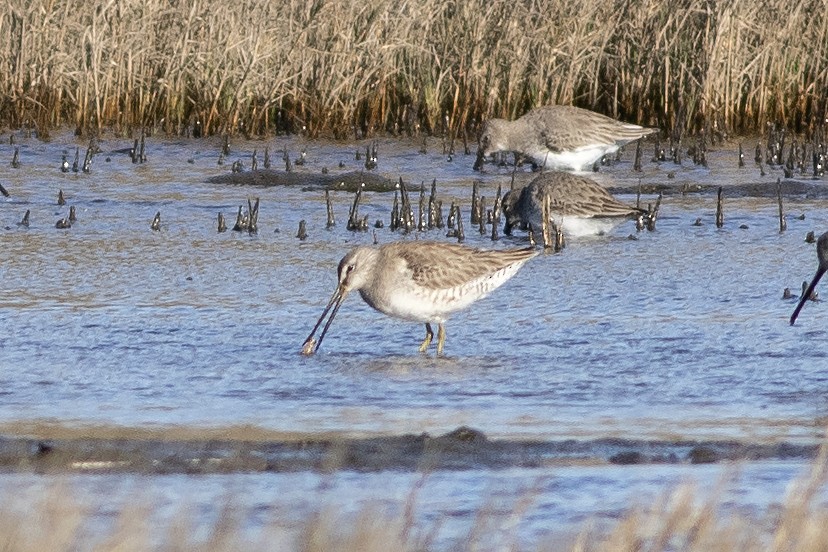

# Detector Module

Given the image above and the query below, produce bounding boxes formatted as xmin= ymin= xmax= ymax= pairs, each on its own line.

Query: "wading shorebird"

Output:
xmin=502 ymin=171 xmax=650 ymax=238
xmin=790 ymin=231 xmax=828 ymax=325
xmin=475 ymin=105 xmax=656 ymax=172
xmin=302 ymin=241 xmax=538 ymax=356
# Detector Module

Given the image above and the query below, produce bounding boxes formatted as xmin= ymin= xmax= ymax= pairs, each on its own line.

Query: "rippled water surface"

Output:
xmin=2 ymin=130 xmax=828 ymax=546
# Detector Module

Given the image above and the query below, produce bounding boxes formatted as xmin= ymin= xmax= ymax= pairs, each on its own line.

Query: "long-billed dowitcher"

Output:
xmin=790 ymin=231 xmax=828 ymax=325
xmin=302 ymin=241 xmax=538 ymax=355
xmin=475 ymin=105 xmax=656 ymax=171
xmin=502 ymin=171 xmax=649 ymax=237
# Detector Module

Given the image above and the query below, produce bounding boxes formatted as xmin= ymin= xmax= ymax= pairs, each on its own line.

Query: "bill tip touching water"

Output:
xmin=790 ymin=231 xmax=828 ymax=326
xmin=302 ymin=241 xmax=538 ymax=356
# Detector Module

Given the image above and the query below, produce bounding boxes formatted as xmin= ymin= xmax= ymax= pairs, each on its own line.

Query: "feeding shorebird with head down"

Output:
xmin=502 ymin=171 xmax=653 ymax=238
xmin=302 ymin=241 xmax=538 ymax=356
xmin=475 ymin=105 xmax=657 ymax=172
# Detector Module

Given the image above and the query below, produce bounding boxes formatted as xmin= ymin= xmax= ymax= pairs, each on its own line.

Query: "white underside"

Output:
xmin=362 ymin=263 xmax=525 ymax=324
xmin=527 ymin=145 xmax=619 ymax=172
xmin=525 ymin=214 xmax=627 ymax=238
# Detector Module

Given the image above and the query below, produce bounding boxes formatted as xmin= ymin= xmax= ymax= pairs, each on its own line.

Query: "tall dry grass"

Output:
xmin=0 ymin=0 xmax=826 ymax=139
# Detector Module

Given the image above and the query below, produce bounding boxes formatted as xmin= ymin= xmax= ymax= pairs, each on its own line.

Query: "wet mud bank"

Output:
xmin=610 ymin=177 xmax=828 ymax=198
xmin=206 ymin=169 xmax=397 ymax=192
xmin=0 ymin=426 xmax=818 ymax=475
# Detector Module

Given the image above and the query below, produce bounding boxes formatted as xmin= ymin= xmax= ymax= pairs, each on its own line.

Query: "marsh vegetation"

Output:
xmin=2 ymin=0 xmax=827 ymax=138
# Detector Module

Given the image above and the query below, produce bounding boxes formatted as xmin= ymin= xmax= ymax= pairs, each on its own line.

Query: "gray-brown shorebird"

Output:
xmin=476 ymin=105 xmax=656 ymax=171
xmin=502 ymin=171 xmax=649 ymax=237
xmin=302 ymin=241 xmax=538 ymax=355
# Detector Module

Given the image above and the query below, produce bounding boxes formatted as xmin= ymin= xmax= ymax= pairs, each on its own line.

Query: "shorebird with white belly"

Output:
xmin=502 ymin=171 xmax=650 ymax=238
xmin=302 ymin=241 xmax=538 ymax=355
xmin=475 ymin=105 xmax=656 ymax=172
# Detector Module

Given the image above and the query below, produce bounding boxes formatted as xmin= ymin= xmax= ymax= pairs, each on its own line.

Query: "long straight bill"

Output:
xmin=790 ymin=268 xmax=826 ymax=325
xmin=302 ymin=287 xmax=344 ymax=354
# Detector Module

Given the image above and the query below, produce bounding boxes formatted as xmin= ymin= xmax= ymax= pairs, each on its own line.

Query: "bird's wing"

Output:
xmin=395 ymin=242 xmax=537 ymax=291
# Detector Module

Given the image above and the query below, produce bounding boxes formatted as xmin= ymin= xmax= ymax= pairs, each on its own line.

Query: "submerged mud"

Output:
xmin=0 ymin=426 xmax=818 ymax=474
xmin=206 ymin=169 xmax=398 ymax=192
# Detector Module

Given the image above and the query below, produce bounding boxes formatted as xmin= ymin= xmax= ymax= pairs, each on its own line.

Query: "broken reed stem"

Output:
xmin=325 ymin=190 xmax=335 ymax=228
xmin=446 ymin=203 xmax=466 ymax=243
xmin=428 ymin=179 xmax=438 ymax=229
xmin=248 ymin=197 xmax=259 ymax=234
xmin=634 ymin=140 xmax=642 ymax=171
xmin=541 ymin=192 xmax=553 ymax=249
xmin=390 ymin=191 xmax=399 ymax=231
xmin=418 ymin=184 xmax=427 ymax=231
xmin=715 ymin=187 xmax=724 ymax=228
xmin=478 ymin=196 xmax=486 ymax=235
xmin=777 ymin=178 xmax=786 ymax=232
xmin=646 ymin=193 xmax=662 ymax=231
xmin=347 ymin=188 xmax=364 ymax=231
xmin=470 ymin=182 xmax=480 ymax=225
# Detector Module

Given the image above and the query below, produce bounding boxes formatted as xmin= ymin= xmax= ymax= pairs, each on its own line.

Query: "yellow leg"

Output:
xmin=436 ymin=324 xmax=446 ymax=356
xmin=419 ymin=323 xmax=434 ymax=352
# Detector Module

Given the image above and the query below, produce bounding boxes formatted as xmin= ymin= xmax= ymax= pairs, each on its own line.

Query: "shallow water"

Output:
xmin=1 ymin=130 xmax=828 ymax=546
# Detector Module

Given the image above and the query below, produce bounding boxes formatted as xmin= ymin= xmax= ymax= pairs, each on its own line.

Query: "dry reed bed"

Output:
xmin=0 ymin=0 xmax=826 ymax=139
xmin=2 ymin=455 xmax=828 ymax=551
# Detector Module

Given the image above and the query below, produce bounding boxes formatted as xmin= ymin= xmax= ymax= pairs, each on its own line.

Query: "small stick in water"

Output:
xmin=647 ymin=193 xmax=662 ymax=231
xmin=454 ymin=205 xmax=465 ymax=243
xmin=428 ymin=179 xmax=438 ymax=229
xmin=251 ymin=149 xmax=258 ymax=171
xmin=777 ymin=178 xmax=786 ymax=232
xmin=11 ymin=147 xmax=20 ymax=168
xmin=633 ymin=140 xmax=642 ymax=171
xmin=18 ymin=209 xmax=29 ymax=227
xmin=715 ymin=187 xmax=724 ymax=228
xmin=139 ymin=131 xmax=146 ymax=163
xmin=493 ymin=184 xmax=503 ymax=222
xmin=58 ymin=189 xmax=66 ymax=206
xmin=217 ymin=212 xmax=227 ymax=233
xmin=297 ymin=220 xmax=308 ymax=240
xmin=248 ymin=197 xmax=259 ymax=234
xmin=68 ymin=206 xmax=76 ymax=223
xmin=263 ymin=146 xmax=271 ymax=169
xmin=347 ymin=188 xmax=362 ymax=231
xmin=232 ymin=206 xmax=247 ymax=232
xmin=446 ymin=201 xmax=457 ymax=230
xmin=554 ymin=221 xmax=565 ymax=251
xmin=150 ymin=211 xmax=161 ymax=231
xmin=390 ymin=191 xmax=399 ymax=231
xmin=0 ymin=182 xmax=9 ymax=197
xmin=325 ymin=190 xmax=336 ymax=228
xmin=478 ymin=196 xmax=486 ymax=235
xmin=82 ymin=145 xmax=92 ymax=173
xmin=418 ymin=183 xmax=427 ymax=231
xmin=470 ymin=181 xmax=480 ymax=224
xmin=435 ymin=200 xmax=444 ymax=229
